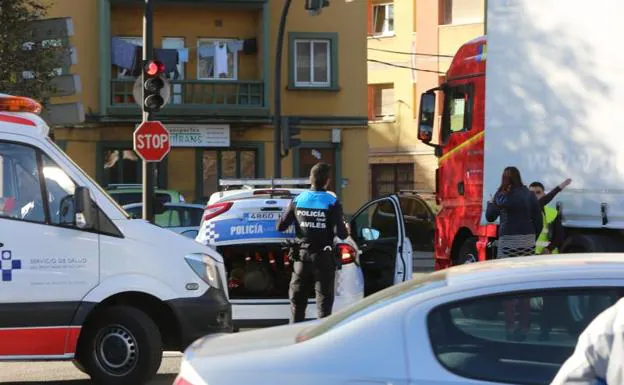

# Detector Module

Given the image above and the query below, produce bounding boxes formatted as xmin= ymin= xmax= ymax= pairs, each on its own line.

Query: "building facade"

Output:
xmin=45 ymin=0 xmax=369 ymax=215
xmin=366 ymin=0 xmax=484 ymax=199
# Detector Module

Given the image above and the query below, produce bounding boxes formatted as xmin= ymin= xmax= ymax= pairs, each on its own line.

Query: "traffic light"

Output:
xmin=142 ymin=60 xmax=169 ymax=113
xmin=281 ymin=116 xmax=301 ymax=155
xmin=305 ymin=0 xmax=330 ymax=15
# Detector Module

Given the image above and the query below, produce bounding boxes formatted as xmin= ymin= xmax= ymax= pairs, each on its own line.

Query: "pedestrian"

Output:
xmin=551 ymin=297 xmax=624 ymax=385
xmin=277 ymin=162 xmax=349 ymax=323
xmin=529 ymin=180 xmax=568 ymax=254
xmin=529 ymin=179 xmax=571 ymax=341
xmin=486 ymin=166 xmax=543 ymax=341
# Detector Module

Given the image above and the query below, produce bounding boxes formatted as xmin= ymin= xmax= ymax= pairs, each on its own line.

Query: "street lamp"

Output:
xmin=273 ymin=0 xmax=352 ymax=178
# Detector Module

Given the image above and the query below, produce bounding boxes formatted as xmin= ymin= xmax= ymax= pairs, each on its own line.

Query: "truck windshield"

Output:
xmin=46 ymin=137 xmax=130 ymax=218
xmin=295 ymin=271 xmax=448 ymax=342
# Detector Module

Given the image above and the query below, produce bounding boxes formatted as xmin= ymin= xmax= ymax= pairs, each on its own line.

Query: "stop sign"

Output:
xmin=133 ymin=121 xmax=171 ymax=162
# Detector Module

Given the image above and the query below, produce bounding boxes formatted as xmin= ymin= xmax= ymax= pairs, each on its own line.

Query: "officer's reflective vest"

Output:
xmin=536 ymin=206 xmax=559 ymax=254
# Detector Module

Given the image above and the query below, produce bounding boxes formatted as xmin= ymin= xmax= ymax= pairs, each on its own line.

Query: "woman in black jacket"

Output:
xmin=486 ymin=166 xmax=543 ymax=341
xmin=486 ymin=166 xmax=543 ymax=258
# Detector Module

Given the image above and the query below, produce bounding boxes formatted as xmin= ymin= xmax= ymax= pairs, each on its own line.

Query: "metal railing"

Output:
xmin=111 ymin=79 xmax=265 ymax=108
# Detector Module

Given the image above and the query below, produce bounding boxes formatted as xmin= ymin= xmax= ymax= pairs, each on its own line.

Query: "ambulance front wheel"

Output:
xmin=77 ymin=305 xmax=163 ymax=385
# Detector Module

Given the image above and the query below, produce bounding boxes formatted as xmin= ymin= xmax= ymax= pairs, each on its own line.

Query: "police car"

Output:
xmin=0 ymin=94 xmax=232 ymax=385
xmin=196 ymin=178 xmax=413 ymax=327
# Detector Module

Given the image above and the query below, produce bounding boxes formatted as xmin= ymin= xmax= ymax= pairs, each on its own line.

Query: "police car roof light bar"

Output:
xmin=218 ymin=178 xmax=310 ymax=190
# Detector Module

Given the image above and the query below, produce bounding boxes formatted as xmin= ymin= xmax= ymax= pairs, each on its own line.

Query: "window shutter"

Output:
xmin=367 ymin=85 xmax=375 ymax=120
xmin=367 ymin=0 xmax=373 ymax=36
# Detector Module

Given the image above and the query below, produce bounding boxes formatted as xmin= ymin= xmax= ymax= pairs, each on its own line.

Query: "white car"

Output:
xmin=123 ymin=202 xmax=204 ymax=239
xmin=196 ymin=178 xmax=414 ymax=327
xmin=175 ymin=253 xmax=624 ymax=385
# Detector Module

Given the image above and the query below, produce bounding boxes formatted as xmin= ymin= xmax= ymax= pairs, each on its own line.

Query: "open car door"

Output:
xmin=350 ymin=194 xmax=411 ymax=297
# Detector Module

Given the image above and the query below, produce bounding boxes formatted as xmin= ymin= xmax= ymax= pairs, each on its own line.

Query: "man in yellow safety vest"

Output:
xmin=529 ymin=181 xmax=568 ymax=254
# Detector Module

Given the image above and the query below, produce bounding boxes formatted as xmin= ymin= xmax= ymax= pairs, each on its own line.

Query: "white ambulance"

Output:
xmin=0 ymin=94 xmax=232 ymax=385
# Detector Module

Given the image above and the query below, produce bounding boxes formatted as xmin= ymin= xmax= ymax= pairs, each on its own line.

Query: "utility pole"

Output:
xmin=273 ymin=0 xmax=293 ymax=178
xmin=142 ymin=0 xmax=154 ymax=222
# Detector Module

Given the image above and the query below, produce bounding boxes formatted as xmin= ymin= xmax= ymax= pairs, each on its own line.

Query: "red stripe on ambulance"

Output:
xmin=0 ymin=326 xmax=81 ymax=356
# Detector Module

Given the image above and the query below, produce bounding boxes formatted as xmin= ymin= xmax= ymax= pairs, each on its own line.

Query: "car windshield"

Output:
xmin=114 ymin=192 xmax=172 ymax=206
xmin=296 ymin=271 xmax=448 ymax=342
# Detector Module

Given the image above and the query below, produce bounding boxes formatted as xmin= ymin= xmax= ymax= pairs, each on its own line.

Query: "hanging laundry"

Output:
xmin=111 ymin=37 xmax=139 ymax=71
xmin=155 ymin=48 xmax=180 ymax=78
xmin=214 ymin=42 xmax=229 ymax=77
xmin=178 ymin=48 xmax=189 ymax=63
xmin=243 ymin=38 xmax=257 ymax=55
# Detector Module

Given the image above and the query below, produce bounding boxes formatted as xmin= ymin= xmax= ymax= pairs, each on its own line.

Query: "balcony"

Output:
xmin=108 ymin=79 xmax=266 ymax=117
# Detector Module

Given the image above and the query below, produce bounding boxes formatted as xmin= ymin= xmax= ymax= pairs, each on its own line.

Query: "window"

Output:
xmin=441 ymin=85 xmax=473 ymax=142
xmin=372 ymin=83 xmax=395 ymax=119
xmin=352 ymin=199 xmax=398 ymax=240
xmin=294 ymin=39 xmax=330 ymax=87
xmin=289 ymin=32 xmax=338 ymax=90
xmin=0 ymin=142 xmax=45 ymax=223
xmin=41 ymin=153 xmax=78 ymax=226
xmin=200 ymin=148 xmax=258 ymax=200
xmin=101 ymin=147 xmax=164 ymax=187
xmin=0 ymin=141 xmax=84 ymax=229
xmin=370 ymin=163 xmax=414 ymax=198
xmin=197 ymin=38 xmax=239 ymax=80
xmin=400 ymin=197 xmax=430 ymax=220
xmin=372 ymin=2 xmax=395 ymax=36
xmin=442 ymin=0 xmax=483 ymax=25
xmin=428 ymin=288 xmax=622 ymax=385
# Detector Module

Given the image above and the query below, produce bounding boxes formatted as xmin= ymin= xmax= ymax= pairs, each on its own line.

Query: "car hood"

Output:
xmin=184 ymin=321 xmax=320 ymax=360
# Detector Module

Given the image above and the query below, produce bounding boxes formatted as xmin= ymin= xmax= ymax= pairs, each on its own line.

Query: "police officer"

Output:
xmin=277 ymin=162 xmax=349 ymax=323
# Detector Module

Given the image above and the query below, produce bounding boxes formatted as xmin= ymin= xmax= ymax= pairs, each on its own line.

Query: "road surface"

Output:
xmin=0 ymin=353 xmax=181 ymax=384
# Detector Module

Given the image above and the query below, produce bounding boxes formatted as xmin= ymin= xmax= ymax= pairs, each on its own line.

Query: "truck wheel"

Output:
xmin=456 ymin=237 xmax=478 ymax=265
xmin=78 ymin=306 xmax=163 ymax=385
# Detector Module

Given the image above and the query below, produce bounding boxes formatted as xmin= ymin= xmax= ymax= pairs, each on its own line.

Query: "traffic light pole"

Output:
xmin=142 ymin=0 xmax=154 ymax=223
xmin=273 ymin=0 xmax=293 ymax=178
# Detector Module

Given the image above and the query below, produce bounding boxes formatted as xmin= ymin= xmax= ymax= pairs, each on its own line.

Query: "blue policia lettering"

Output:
xmin=1 ymin=250 xmax=22 ymax=282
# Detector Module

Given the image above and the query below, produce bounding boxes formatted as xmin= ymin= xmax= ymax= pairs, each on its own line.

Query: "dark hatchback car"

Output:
xmin=397 ymin=191 xmax=436 ymax=253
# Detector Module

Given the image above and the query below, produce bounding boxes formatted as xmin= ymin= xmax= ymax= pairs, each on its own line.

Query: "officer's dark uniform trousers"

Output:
xmin=289 ymin=248 xmax=336 ymax=322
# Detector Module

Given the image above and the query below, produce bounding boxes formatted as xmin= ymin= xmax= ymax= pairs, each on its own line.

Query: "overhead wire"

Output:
xmin=368 ymin=47 xmax=454 ymax=58
xmin=367 ymin=59 xmax=445 ymax=74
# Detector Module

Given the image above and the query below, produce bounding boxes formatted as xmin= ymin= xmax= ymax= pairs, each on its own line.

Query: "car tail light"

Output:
xmin=337 ymin=244 xmax=356 ymax=265
xmin=203 ymin=201 xmax=233 ymax=221
xmin=173 ymin=376 xmax=195 ymax=385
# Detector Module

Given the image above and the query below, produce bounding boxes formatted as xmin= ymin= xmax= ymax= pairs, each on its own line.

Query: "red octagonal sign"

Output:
xmin=133 ymin=120 xmax=171 ymax=162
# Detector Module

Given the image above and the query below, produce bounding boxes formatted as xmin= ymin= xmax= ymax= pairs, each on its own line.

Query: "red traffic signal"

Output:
xmin=144 ymin=60 xmax=166 ymax=77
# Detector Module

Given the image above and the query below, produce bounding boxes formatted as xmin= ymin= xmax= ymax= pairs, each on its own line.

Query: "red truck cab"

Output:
xmin=417 ymin=35 xmax=498 ymax=270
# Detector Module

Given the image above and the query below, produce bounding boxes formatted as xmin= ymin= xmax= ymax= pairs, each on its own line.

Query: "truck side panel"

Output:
xmin=484 ymin=0 xmax=624 ymax=230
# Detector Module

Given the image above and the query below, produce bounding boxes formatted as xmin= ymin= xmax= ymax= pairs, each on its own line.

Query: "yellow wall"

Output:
xmin=271 ymin=1 xmax=368 ymax=118
xmin=47 ymin=0 xmax=100 ymax=113
xmin=438 ymin=23 xmax=484 ymax=72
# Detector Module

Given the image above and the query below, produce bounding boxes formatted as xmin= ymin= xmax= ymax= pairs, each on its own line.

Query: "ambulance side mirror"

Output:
xmin=74 ymin=186 xmax=95 ymax=230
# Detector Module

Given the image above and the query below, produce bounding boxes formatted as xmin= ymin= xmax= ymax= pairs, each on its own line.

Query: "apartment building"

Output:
xmin=367 ymin=0 xmax=484 ymax=199
xmin=45 ymin=0 xmax=369 ymax=214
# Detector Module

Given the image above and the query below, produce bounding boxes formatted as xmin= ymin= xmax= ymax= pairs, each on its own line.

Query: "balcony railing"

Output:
xmin=110 ymin=79 xmax=265 ymax=110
